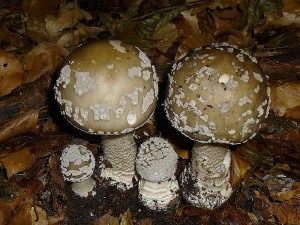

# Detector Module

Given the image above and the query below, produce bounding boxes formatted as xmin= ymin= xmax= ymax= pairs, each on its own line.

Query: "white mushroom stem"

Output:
xmin=181 ymin=143 xmax=233 ymax=209
xmin=101 ymin=133 xmax=137 ymax=189
xmin=71 ymin=177 xmax=96 ymax=198
xmin=138 ymin=177 xmax=179 ymax=210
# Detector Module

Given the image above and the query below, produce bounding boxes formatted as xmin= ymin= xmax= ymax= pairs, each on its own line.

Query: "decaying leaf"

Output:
xmin=230 ymin=149 xmax=253 ymax=187
xmin=0 ymin=109 xmax=39 ymax=144
xmin=119 ymin=209 xmax=133 ymax=225
xmin=271 ymin=80 xmax=300 ymax=117
xmin=21 ymin=42 xmax=68 ymax=83
xmin=254 ymin=190 xmax=300 ymax=225
xmin=247 ymin=0 xmax=283 ymax=30
xmin=254 ymin=9 xmax=300 ymax=35
xmin=283 ymin=0 xmax=300 ymax=12
xmin=175 ymin=9 xmax=215 ymax=59
xmin=135 ymin=6 xmax=185 ymax=39
xmin=0 ymin=142 xmax=45 ymax=178
xmin=217 ymin=203 xmax=252 ymax=225
xmin=22 ymin=0 xmax=61 ymax=21
xmin=151 ymin=22 xmax=178 ymax=52
xmin=7 ymin=202 xmax=49 ymax=225
xmin=44 ymin=1 xmax=101 ymax=46
xmin=93 ymin=209 xmax=133 ymax=225
xmin=0 ymin=50 xmax=25 ymax=97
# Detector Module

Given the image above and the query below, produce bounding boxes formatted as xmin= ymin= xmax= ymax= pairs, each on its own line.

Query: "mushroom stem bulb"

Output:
xmin=181 ymin=143 xmax=232 ymax=209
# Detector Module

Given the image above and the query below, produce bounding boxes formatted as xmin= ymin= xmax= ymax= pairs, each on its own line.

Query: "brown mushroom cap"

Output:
xmin=54 ymin=40 xmax=158 ymax=135
xmin=164 ymin=43 xmax=270 ymax=144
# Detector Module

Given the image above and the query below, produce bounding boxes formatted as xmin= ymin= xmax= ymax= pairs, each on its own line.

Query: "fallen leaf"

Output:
xmin=135 ymin=6 xmax=185 ymax=39
xmin=8 ymin=202 xmax=32 ymax=225
xmin=56 ymin=23 xmax=102 ymax=47
xmin=0 ymin=145 xmax=41 ymax=178
xmin=283 ymin=0 xmax=300 ymax=12
xmin=175 ymin=9 xmax=215 ymax=59
xmin=271 ymin=80 xmax=300 ymax=117
xmin=151 ymin=22 xmax=178 ymax=53
xmin=230 ymin=149 xmax=253 ymax=187
xmin=25 ymin=17 xmax=49 ymax=43
xmin=284 ymin=105 xmax=300 ymax=121
xmin=0 ymin=110 xmax=39 ymax=144
xmin=30 ymin=205 xmax=48 ymax=224
xmin=22 ymin=0 xmax=60 ymax=21
xmin=119 ymin=209 xmax=133 ymax=225
xmin=93 ymin=210 xmax=115 ymax=225
xmin=219 ymin=203 xmax=252 ymax=225
xmin=0 ymin=50 xmax=25 ymax=97
xmin=247 ymin=0 xmax=283 ymax=30
xmin=270 ymin=199 xmax=300 ymax=225
xmin=22 ymin=42 xmax=68 ymax=83
xmin=44 ymin=1 xmax=98 ymax=46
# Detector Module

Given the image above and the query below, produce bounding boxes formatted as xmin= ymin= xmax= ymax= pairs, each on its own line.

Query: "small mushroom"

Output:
xmin=135 ymin=137 xmax=179 ymax=210
xmin=54 ymin=39 xmax=159 ymax=189
xmin=60 ymin=144 xmax=96 ymax=197
xmin=164 ymin=42 xmax=270 ymax=209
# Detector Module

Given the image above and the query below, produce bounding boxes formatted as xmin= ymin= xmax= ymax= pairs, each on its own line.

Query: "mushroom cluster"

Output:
xmin=135 ymin=137 xmax=179 ymax=210
xmin=164 ymin=42 xmax=270 ymax=209
xmin=54 ymin=39 xmax=159 ymax=189
xmin=60 ymin=144 xmax=96 ymax=197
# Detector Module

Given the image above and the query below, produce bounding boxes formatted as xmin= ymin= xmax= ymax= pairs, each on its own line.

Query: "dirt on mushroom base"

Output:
xmin=60 ymin=156 xmax=201 ymax=225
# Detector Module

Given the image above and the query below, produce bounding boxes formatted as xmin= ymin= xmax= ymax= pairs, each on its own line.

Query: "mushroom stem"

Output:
xmin=181 ymin=143 xmax=233 ymax=209
xmin=71 ymin=177 xmax=96 ymax=197
xmin=138 ymin=177 xmax=179 ymax=210
xmin=101 ymin=133 xmax=137 ymax=189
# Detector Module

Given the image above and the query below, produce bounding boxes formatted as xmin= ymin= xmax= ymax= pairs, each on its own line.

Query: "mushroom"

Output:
xmin=164 ymin=42 xmax=270 ymax=209
xmin=54 ymin=39 xmax=159 ymax=189
xmin=60 ymin=144 xmax=96 ymax=197
xmin=135 ymin=137 xmax=179 ymax=210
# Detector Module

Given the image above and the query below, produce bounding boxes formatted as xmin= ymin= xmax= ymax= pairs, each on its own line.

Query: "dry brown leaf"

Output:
xmin=0 ymin=110 xmax=39 ymax=143
xmin=119 ymin=209 xmax=133 ymax=225
xmin=93 ymin=210 xmax=115 ymax=225
xmin=230 ymin=149 xmax=253 ymax=187
xmin=220 ymin=203 xmax=252 ymax=225
xmin=255 ymin=11 xmax=300 ymax=35
xmin=271 ymin=81 xmax=300 ymax=117
xmin=22 ymin=42 xmax=68 ymax=83
xmin=44 ymin=1 xmax=100 ymax=46
xmin=283 ymin=0 xmax=300 ymax=13
xmin=0 ymin=145 xmax=40 ymax=178
xmin=25 ymin=17 xmax=49 ymax=43
xmin=8 ymin=203 xmax=32 ymax=225
xmin=284 ymin=105 xmax=300 ymax=121
xmin=22 ymin=0 xmax=60 ymax=21
xmin=0 ymin=50 xmax=25 ymax=97
xmin=270 ymin=200 xmax=300 ymax=225
xmin=175 ymin=10 xmax=215 ymax=59
xmin=56 ymin=23 xmax=102 ymax=47
xmin=0 ymin=24 xmax=26 ymax=49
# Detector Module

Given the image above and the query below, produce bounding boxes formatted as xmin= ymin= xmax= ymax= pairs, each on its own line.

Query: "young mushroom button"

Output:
xmin=136 ymin=137 xmax=179 ymax=211
xmin=54 ymin=39 xmax=159 ymax=189
xmin=164 ymin=42 xmax=270 ymax=209
xmin=60 ymin=145 xmax=96 ymax=197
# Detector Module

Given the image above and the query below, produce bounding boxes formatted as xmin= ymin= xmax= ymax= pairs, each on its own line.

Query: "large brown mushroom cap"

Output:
xmin=165 ymin=43 xmax=270 ymax=144
xmin=54 ymin=40 xmax=158 ymax=135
